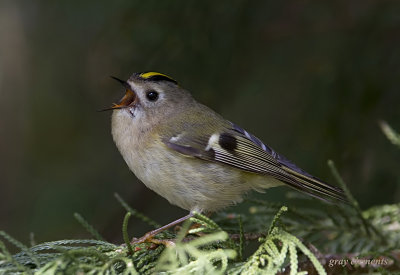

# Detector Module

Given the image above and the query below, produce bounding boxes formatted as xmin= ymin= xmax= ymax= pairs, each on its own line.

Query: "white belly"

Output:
xmin=112 ymin=110 xmax=282 ymax=212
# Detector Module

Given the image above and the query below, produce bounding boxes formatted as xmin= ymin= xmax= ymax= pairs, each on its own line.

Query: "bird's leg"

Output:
xmin=132 ymin=212 xmax=195 ymax=245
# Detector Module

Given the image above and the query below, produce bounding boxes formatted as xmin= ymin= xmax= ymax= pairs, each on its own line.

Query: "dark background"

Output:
xmin=1 ymin=1 xmax=399 ymax=244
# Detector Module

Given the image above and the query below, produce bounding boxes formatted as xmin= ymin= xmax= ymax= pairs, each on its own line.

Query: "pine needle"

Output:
xmin=74 ymin=213 xmax=105 ymax=241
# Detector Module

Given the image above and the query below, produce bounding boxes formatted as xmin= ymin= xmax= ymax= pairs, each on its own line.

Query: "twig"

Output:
xmin=328 ymin=160 xmax=371 ymax=236
xmin=328 ymin=160 xmax=387 ymax=245
xmin=122 ymin=212 xmax=134 ymax=255
xmin=74 ymin=213 xmax=105 ymax=241
xmin=115 ymin=193 xmax=161 ymax=228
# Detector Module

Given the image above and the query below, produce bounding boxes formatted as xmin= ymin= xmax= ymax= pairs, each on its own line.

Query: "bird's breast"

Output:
xmin=111 ymin=109 xmax=282 ymax=212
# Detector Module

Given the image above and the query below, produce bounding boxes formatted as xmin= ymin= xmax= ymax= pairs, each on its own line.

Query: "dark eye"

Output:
xmin=146 ymin=90 xmax=159 ymax=101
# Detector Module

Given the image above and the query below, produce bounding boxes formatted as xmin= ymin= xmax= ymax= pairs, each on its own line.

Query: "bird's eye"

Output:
xmin=146 ymin=90 xmax=159 ymax=101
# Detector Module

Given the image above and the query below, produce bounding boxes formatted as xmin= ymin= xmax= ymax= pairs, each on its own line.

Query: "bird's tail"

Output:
xmin=281 ymin=165 xmax=348 ymax=203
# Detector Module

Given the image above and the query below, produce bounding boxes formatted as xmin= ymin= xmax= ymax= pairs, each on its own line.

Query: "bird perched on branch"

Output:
xmin=106 ymin=72 xmax=346 ymax=243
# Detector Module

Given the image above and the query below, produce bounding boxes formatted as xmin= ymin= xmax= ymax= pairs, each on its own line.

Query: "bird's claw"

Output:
xmin=131 ymin=234 xmax=175 ymax=247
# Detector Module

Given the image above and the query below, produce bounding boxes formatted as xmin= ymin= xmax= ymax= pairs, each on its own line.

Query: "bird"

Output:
xmin=107 ymin=71 xmax=346 ymax=243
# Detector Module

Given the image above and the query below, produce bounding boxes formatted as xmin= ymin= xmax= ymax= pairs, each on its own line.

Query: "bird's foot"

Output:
xmin=131 ymin=232 xmax=175 ymax=247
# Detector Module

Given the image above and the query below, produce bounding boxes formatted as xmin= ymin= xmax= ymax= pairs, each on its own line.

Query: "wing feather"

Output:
xmin=162 ymin=122 xmax=347 ymax=203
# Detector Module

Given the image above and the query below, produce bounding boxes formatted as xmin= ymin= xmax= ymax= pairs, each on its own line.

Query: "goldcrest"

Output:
xmin=108 ymin=72 xmax=346 ymax=241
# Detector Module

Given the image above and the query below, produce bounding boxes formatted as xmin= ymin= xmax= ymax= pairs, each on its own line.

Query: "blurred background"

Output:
xmin=1 ymin=1 xmax=399 ymax=245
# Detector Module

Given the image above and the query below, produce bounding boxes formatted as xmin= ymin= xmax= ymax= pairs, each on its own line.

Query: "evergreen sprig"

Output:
xmin=156 ymin=231 xmax=236 ymax=274
xmin=228 ymin=208 xmax=326 ymax=275
xmin=74 ymin=213 xmax=105 ymax=241
xmin=1 ymin=155 xmax=399 ymax=274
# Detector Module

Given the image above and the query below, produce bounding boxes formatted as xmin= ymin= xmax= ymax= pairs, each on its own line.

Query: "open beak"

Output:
xmin=100 ymin=76 xmax=138 ymax=112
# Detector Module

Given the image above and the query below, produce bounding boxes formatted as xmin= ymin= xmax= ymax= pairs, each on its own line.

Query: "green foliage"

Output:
xmin=217 ymin=194 xmax=398 ymax=256
xmin=0 ymin=204 xmax=327 ymax=274
xmin=1 ymin=159 xmax=399 ymax=274
xmin=114 ymin=193 xmax=161 ymax=229
xmin=228 ymin=207 xmax=326 ymax=275
xmin=156 ymin=231 xmax=236 ymax=274
xmin=228 ymin=227 xmax=326 ymax=275
xmin=122 ymin=212 xmax=134 ymax=256
xmin=73 ymin=213 xmax=105 ymax=241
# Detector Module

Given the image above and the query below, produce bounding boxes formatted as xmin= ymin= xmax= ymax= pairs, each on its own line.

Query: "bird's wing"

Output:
xmin=162 ymin=121 xmax=347 ymax=203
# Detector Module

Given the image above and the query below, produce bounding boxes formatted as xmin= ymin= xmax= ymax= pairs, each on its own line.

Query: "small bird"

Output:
xmin=108 ymin=72 xmax=346 ymax=242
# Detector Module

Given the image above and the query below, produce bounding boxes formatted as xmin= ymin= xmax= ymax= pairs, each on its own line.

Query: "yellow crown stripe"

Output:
xmin=140 ymin=72 xmax=171 ymax=79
